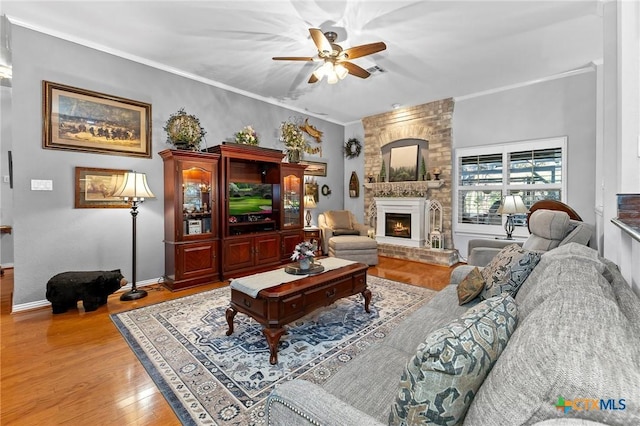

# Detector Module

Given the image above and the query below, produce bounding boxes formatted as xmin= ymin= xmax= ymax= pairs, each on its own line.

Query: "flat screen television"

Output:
xmin=228 ymin=183 xmax=273 ymax=216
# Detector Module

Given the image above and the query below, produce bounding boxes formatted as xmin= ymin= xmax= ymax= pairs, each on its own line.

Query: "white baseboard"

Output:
xmin=11 ymin=277 xmax=163 ymax=313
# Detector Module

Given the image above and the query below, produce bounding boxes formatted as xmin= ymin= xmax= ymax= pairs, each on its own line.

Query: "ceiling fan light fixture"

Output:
xmin=335 ymin=63 xmax=348 ymax=80
xmin=327 ymin=71 xmax=339 ymax=84
xmin=312 ymin=61 xmax=333 ymax=81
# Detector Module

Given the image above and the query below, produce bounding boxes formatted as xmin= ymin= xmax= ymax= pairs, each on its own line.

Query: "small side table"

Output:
xmin=303 ymin=226 xmax=322 ymax=256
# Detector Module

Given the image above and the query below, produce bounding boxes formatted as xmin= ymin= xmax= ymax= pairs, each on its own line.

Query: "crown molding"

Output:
xmin=7 ymin=15 xmax=344 ymax=126
xmin=454 ymin=62 xmax=599 ymax=102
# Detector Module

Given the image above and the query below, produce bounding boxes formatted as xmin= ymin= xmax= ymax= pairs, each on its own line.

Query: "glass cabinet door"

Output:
xmin=282 ymin=173 xmax=301 ymax=227
xmin=182 ymin=167 xmax=212 ymax=236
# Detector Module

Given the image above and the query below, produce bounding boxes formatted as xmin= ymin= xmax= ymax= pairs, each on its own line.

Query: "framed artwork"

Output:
xmin=43 ymin=81 xmax=152 ymax=157
xmin=389 ymin=145 xmax=419 ymax=182
xmin=75 ymin=167 xmax=130 ymax=208
xmin=300 ymin=160 xmax=327 ymax=177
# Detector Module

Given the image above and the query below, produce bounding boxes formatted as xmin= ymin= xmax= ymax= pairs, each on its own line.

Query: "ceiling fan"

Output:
xmin=273 ymin=28 xmax=387 ymax=84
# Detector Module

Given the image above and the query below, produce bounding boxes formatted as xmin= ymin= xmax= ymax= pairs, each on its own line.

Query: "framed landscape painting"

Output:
xmin=43 ymin=81 xmax=152 ymax=158
xmin=300 ymin=160 xmax=327 ymax=177
xmin=389 ymin=145 xmax=419 ymax=182
xmin=75 ymin=167 xmax=130 ymax=208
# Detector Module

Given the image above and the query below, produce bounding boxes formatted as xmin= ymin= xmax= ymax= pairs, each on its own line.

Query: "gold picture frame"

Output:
xmin=43 ymin=81 xmax=152 ymax=157
xmin=74 ymin=167 xmax=130 ymax=208
xmin=300 ymin=160 xmax=327 ymax=177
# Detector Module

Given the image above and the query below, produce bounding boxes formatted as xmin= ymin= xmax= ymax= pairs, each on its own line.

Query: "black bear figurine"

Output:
xmin=46 ymin=270 xmax=127 ymax=314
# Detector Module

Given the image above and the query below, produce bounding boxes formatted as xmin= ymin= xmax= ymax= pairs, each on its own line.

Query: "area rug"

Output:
xmin=111 ymin=276 xmax=436 ymax=425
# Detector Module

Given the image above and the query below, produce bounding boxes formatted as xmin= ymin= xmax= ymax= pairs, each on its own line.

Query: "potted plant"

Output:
xmin=164 ymin=108 xmax=206 ymax=151
xmin=234 ymin=125 xmax=259 ymax=146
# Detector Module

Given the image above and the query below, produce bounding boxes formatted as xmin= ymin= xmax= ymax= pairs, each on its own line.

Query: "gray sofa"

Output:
xmin=265 ymin=243 xmax=640 ymax=425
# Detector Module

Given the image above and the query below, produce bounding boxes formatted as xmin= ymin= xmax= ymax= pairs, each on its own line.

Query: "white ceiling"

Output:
xmin=2 ymin=1 xmax=603 ymax=124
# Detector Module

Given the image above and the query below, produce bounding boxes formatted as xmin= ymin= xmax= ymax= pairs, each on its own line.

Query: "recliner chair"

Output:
xmin=318 ymin=210 xmax=379 ymax=266
xmin=467 ymin=208 xmax=593 ymax=266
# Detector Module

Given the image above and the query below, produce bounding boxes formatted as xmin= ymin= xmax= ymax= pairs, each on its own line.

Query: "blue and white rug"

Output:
xmin=111 ymin=275 xmax=436 ymax=425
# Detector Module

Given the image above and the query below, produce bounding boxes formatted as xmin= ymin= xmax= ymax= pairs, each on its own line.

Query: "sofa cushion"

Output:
xmin=516 ymin=244 xmax=616 ymax=319
xmin=481 ymin=244 xmax=541 ymax=299
xmin=464 ymin=258 xmax=640 ymax=426
xmin=332 ymin=228 xmax=360 ymax=236
xmin=389 ymin=294 xmax=518 ymax=426
xmin=457 ymin=266 xmax=485 ymax=305
xmin=322 ymin=345 xmax=413 ymax=422
xmin=324 ymin=210 xmax=352 ymax=230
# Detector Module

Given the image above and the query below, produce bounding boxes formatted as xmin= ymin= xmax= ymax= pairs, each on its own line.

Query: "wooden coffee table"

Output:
xmin=225 ymin=262 xmax=371 ymax=364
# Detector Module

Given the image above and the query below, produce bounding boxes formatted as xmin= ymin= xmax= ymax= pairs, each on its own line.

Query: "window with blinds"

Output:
xmin=455 ymin=137 xmax=566 ymax=234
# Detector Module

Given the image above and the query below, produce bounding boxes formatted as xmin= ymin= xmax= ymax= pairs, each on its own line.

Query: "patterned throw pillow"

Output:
xmin=481 ymin=244 xmax=541 ymax=299
xmin=457 ymin=267 xmax=485 ymax=305
xmin=389 ymin=295 xmax=518 ymax=426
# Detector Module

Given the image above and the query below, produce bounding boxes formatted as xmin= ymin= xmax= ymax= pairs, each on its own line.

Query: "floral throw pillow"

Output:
xmin=481 ymin=244 xmax=541 ymax=299
xmin=389 ymin=294 xmax=518 ymax=426
xmin=457 ymin=267 xmax=485 ymax=305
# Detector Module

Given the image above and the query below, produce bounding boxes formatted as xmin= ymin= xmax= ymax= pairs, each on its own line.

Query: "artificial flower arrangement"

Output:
xmin=164 ymin=108 xmax=207 ymax=150
xmin=279 ymin=117 xmax=322 ymax=161
xmin=234 ymin=125 xmax=259 ymax=146
xmin=290 ymin=241 xmax=316 ymax=261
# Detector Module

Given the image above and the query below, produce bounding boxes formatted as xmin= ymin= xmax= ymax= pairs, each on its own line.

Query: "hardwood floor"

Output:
xmin=0 ymin=257 xmax=458 ymax=425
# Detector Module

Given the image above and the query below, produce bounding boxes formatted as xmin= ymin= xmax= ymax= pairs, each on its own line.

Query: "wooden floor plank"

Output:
xmin=0 ymin=258 xmax=458 ymax=424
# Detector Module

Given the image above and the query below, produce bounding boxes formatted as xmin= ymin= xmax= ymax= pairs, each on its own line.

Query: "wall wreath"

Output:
xmin=344 ymin=138 xmax=362 ymax=159
xmin=321 ymin=184 xmax=332 ymax=196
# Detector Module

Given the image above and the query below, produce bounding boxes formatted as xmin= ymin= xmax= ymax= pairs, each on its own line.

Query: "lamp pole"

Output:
xmin=121 ymin=200 xmax=147 ymax=301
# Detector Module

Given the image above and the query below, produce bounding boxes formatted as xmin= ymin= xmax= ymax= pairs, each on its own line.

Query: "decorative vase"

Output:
xmin=288 ymin=150 xmax=300 ymax=163
xmin=299 ymin=257 xmax=311 ymax=270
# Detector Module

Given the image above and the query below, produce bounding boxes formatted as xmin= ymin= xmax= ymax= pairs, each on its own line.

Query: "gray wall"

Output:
xmin=452 ymin=70 xmax=597 ymax=257
xmin=1 ymin=85 xmax=13 ymax=265
xmin=10 ymin=26 xmax=345 ymax=306
xmin=343 ymin=121 xmax=365 ymax=222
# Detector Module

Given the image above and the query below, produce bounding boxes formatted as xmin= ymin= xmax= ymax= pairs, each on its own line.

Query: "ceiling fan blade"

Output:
xmin=309 ymin=28 xmax=332 ymax=55
xmin=343 ymin=42 xmax=387 ymax=60
xmin=342 ymin=61 xmax=371 ymax=79
xmin=272 ymin=56 xmax=315 ymax=61
xmin=308 ymin=74 xmax=319 ymax=84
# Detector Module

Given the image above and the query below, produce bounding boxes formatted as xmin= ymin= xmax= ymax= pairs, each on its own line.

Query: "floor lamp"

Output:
xmin=112 ymin=171 xmax=155 ymax=301
xmin=498 ymin=195 xmax=527 ymax=240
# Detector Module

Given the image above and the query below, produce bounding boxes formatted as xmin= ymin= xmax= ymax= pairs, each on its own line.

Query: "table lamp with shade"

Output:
xmin=303 ymin=195 xmax=317 ymax=227
xmin=111 ymin=171 xmax=155 ymax=301
xmin=497 ymin=195 xmax=528 ymax=240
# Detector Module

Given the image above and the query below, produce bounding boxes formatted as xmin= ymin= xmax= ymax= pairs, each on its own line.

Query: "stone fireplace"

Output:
xmin=362 ymin=99 xmax=458 ymax=266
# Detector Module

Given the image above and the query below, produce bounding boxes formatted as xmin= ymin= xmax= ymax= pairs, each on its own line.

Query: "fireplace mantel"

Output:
xmin=364 ymin=180 xmax=443 ymax=198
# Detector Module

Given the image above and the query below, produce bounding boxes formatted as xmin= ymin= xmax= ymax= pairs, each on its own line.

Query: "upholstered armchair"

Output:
xmin=467 ymin=208 xmax=593 ymax=266
xmin=318 ymin=210 xmax=379 ymax=265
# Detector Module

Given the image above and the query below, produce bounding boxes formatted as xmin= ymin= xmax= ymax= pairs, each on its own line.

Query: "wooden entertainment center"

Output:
xmin=160 ymin=144 xmax=307 ymax=289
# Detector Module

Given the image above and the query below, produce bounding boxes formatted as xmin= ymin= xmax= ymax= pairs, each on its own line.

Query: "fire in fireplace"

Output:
xmin=385 ymin=213 xmax=411 ymax=238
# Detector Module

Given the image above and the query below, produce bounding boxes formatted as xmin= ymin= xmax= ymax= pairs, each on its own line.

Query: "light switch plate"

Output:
xmin=31 ymin=179 xmax=53 ymax=191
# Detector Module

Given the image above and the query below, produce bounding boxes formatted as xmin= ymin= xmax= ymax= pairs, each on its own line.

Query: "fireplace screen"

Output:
xmin=385 ymin=213 xmax=411 ymax=238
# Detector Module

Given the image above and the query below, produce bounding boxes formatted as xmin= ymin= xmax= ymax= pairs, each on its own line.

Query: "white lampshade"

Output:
xmin=335 ymin=63 xmax=349 ymax=80
xmin=112 ymin=171 xmax=155 ymax=201
xmin=304 ymin=195 xmax=317 ymax=209
xmin=498 ymin=195 xmax=527 ymax=215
